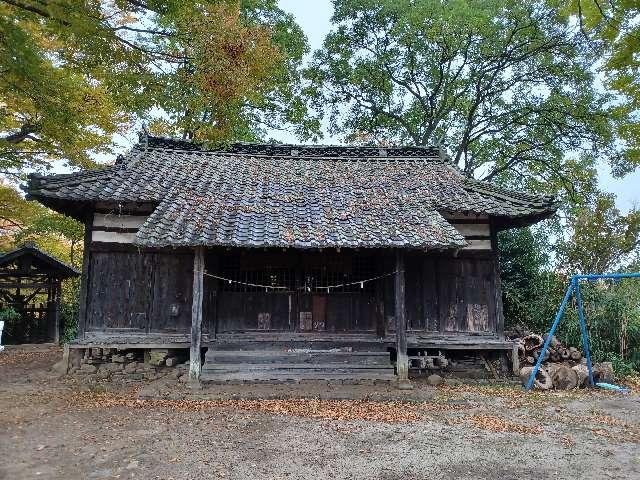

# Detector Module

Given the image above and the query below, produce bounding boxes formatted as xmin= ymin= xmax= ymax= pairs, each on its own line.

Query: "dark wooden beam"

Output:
xmin=394 ymin=250 xmax=412 ymax=389
xmin=53 ymin=280 xmax=62 ymax=344
xmin=0 ymin=283 xmax=50 ymax=289
xmin=90 ymin=226 xmax=140 ymax=233
xmin=77 ymin=216 xmax=93 ymax=339
xmin=189 ymin=247 xmax=205 ymax=382
xmin=490 ymin=218 xmax=505 ymax=338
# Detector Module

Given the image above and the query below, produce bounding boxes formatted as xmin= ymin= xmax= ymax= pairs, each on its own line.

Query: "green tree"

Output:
xmin=0 ymin=2 xmax=124 ymax=173
xmin=499 ymin=227 xmax=640 ymax=374
xmin=1 ymin=0 xmax=316 ymax=174
xmin=305 ymin=0 xmax=638 ymax=199
xmin=564 ymin=1 xmax=640 ymax=163
xmin=0 ymin=183 xmax=83 ymax=266
xmin=0 ymin=180 xmax=42 ymax=238
xmin=497 ymin=228 xmax=551 ymax=329
xmin=15 ymin=211 xmax=84 ymax=267
xmin=556 ymin=193 xmax=640 ymax=273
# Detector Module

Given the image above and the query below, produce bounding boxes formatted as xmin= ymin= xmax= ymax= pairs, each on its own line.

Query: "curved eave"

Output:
xmin=23 ymin=191 xmax=92 ymax=222
xmin=491 ymin=204 xmax=560 ymax=230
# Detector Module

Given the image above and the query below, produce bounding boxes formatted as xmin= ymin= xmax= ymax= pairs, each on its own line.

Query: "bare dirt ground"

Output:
xmin=1 ymin=345 xmax=639 ymax=480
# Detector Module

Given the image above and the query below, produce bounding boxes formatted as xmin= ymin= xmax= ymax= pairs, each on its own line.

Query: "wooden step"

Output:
xmin=205 ymin=350 xmax=391 ymax=366
xmin=201 ymin=347 xmax=395 ymax=384
xmin=202 ymin=363 xmax=394 ymax=374
xmin=200 ymin=371 xmax=397 ymax=383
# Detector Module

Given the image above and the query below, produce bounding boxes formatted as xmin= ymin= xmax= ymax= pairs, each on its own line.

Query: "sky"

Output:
xmin=276 ymin=0 xmax=640 ymax=213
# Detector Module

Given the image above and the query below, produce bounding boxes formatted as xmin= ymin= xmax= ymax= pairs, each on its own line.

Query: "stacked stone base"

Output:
xmin=67 ymin=347 xmax=190 ymax=384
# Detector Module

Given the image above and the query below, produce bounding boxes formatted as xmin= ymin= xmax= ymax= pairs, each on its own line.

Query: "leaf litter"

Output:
xmin=65 ymin=390 xmax=543 ymax=435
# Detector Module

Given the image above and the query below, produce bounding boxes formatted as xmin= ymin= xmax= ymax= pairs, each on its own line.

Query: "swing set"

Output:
xmin=525 ymin=272 xmax=640 ymax=392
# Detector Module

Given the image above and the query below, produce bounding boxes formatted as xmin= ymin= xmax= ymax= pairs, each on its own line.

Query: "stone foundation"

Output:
xmin=66 ymin=347 xmax=190 ymax=384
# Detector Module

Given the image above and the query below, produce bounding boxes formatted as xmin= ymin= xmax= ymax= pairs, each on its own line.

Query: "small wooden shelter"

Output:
xmin=0 ymin=243 xmax=79 ymax=344
xmin=25 ymin=134 xmax=558 ymax=383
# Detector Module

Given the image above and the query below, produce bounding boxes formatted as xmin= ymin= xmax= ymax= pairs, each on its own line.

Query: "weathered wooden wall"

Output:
xmin=79 ymin=212 xmax=503 ymax=339
xmin=213 ymin=250 xmax=379 ymax=333
xmin=386 ymin=252 xmax=501 ymax=335
xmin=81 ymin=248 xmax=503 ymax=338
xmin=85 ymin=246 xmax=195 ymax=334
xmin=444 ymin=213 xmax=492 ymax=251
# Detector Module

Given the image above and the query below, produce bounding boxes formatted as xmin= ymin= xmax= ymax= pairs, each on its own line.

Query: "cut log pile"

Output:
xmin=512 ymin=333 xmax=614 ymax=390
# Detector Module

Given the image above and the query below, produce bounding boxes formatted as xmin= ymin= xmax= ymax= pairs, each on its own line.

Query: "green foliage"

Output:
xmin=0 ymin=181 xmax=42 ymax=236
xmin=498 ymin=228 xmax=551 ymax=329
xmin=556 ymin=193 xmax=640 ymax=273
xmin=562 ymin=1 xmax=640 ymax=168
xmin=306 ymin=0 xmax=637 ymax=201
xmin=146 ymin=0 xmax=318 ymax=143
xmin=60 ymin=278 xmax=80 ymax=344
xmin=1 ymin=0 xmax=317 ymax=174
xmin=0 ymin=184 xmax=84 ymax=267
xmin=0 ymin=307 xmax=20 ymax=324
xmin=541 ymin=279 xmax=640 ymax=374
xmin=0 ymin=2 xmax=135 ymax=172
xmin=0 ymin=307 xmax=21 ymax=345
xmin=499 ymin=229 xmax=640 ymax=374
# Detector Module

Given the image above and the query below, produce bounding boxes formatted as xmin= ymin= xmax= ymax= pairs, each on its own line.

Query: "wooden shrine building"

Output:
xmin=0 ymin=243 xmax=79 ymax=344
xmin=25 ymin=134 xmax=558 ymax=383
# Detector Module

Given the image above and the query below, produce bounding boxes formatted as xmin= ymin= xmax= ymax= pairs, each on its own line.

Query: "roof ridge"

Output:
xmin=148 ymin=150 xmax=448 ymax=163
xmin=142 ymin=134 xmax=444 ymax=159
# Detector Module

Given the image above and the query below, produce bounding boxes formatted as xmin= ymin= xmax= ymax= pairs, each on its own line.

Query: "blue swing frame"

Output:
xmin=525 ymin=272 xmax=640 ymax=391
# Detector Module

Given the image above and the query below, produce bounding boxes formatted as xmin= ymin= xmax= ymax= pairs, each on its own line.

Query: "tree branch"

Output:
xmin=1 ymin=123 xmax=38 ymax=144
xmin=111 ymin=25 xmax=173 ymax=37
xmin=1 ymin=0 xmax=70 ymax=25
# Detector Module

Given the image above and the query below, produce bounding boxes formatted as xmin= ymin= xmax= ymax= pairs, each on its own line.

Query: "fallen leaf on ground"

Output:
xmin=468 ymin=415 xmax=543 ymax=435
xmin=67 ymin=392 xmax=448 ymax=423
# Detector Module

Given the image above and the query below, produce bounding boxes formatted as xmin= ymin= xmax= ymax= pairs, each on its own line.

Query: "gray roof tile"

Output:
xmin=25 ymin=135 xmax=558 ymax=249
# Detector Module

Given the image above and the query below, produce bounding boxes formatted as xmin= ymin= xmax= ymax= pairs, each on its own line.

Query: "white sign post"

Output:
xmin=0 ymin=320 xmax=4 ymax=352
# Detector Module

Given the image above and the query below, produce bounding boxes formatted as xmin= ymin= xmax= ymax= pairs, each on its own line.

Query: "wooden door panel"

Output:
xmin=438 ymin=257 xmax=495 ymax=333
xmin=87 ymin=251 xmax=152 ymax=331
xmin=312 ymin=295 xmax=327 ymax=331
xmin=149 ymin=252 xmax=193 ymax=333
xmin=217 ymin=292 xmax=292 ymax=331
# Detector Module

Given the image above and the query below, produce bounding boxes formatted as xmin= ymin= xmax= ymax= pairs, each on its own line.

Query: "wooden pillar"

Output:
xmin=77 ymin=217 xmax=93 ymax=339
xmin=490 ymin=219 xmax=505 ymax=337
xmin=394 ymin=250 xmax=412 ymax=389
xmin=189 ymin=246 xmax=205 ymax=383
xmin=53 ymin=280 xmax=61 ymax=344
xmin=45 ymin=277 xmax=55 ymax=343
xmin=375 ymin=278 xmax=385 ymax=339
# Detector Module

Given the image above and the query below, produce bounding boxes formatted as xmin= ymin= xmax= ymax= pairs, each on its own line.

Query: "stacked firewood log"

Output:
xmin=512 ymin=333 xmax=614 ymax=390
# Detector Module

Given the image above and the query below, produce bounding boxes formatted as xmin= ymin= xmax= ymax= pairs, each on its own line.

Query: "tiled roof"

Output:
xmin=26 ymin=135 xmax=558 ymax=249
xmin=0 ymin=243 xmax=80 ymax=278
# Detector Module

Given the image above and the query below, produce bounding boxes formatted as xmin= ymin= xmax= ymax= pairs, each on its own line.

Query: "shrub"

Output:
xmin=0 ymin=307 xmax=20 ymax=344
xmin=59 ymin=278 xmax=80 ymax=344
xmin=499 ymin=229 xmax=640 ymax=375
